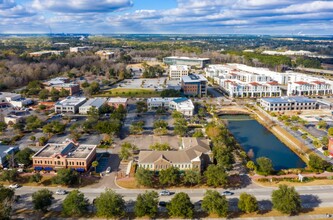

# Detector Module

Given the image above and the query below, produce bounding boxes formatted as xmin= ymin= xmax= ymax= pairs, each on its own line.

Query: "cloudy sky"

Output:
xmin=0 ymin=0 xmax=333 ymax=34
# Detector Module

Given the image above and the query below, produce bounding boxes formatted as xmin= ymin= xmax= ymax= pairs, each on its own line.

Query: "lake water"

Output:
xmin=221 ymin=115 xmax=306 ymax=170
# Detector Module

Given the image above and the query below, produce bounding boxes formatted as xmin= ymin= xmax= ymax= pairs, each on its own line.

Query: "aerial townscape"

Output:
xmin=1 ymin=0 xmax=333 ymax=220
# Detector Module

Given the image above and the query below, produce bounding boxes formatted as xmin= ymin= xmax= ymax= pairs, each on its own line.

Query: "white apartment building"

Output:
xmin=79 ymin=98 xmax=107 ymax=114
xmin=206 ymin=64 xmax=282 ymax=98
xmin=55 ymin=97 xmax=87 ymax=114
xmin=286 ymin=72 xmax=333 ymax=96
xmin=260 ymin=96 xmax=317 ymax=111
xmin=169 ymin=65 xmax=190 ymax=80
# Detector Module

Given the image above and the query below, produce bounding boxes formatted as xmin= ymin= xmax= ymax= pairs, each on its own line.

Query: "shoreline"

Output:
xmin=222 ymin=108 xmax=309 ymax=166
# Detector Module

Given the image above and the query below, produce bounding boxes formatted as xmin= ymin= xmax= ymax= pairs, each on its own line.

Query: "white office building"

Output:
xmin=169 ymin=65 xmax=190 ymax=80
xmin=147 ymin=97 xmax=194 ymax=116
xmin=69 ymin=46 xmax=91 ymax=53
xmin=79 ymin=98 xmax=107 ymax=114
xmin=169 ymin=98 xmax=195 ymax=116
xmin=55 ymin=97 xmax=87 ymax=114
xmin=260 ymin=97 xmax=317 ymax=111
xmin=0 ymin=92 xmax=32 ymax=108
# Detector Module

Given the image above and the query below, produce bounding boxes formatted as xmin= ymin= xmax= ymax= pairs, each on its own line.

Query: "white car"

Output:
xmin=9 ymin=184 xmax=19 ymax=189
xmin=105 ymin=167 xmax=111 ymax=174
xmin=55 ymin=189 xmax=67 ymax=195
xmin=159 ymin=190 xmax=171 ymax=196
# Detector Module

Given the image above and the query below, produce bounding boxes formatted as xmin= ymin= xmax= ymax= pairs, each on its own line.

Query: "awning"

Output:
xmin=34 ymin=167 xmax=43 ymax=171
xmin=76 ymin=168 xmax=85 ymax=172
xmin=44 ymin=167 xmax=53 ymax=171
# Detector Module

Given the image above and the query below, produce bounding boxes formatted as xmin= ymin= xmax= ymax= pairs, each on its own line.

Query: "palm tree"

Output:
xmin=92 ymin=161 xmax=99 ymax=173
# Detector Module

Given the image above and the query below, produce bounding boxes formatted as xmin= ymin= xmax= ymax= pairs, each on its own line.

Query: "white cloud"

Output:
xmin=32 ymin=0 xmax=133 ymax=13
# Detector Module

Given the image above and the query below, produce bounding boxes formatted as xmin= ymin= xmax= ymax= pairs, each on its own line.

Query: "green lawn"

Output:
xmin=97 ymin=88 xmax=161 ymax=98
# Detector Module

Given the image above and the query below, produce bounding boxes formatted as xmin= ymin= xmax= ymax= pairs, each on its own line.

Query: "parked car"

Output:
xmin=221 ymin=191 xmax=234 ymax=196
xmin=105 ymin=167 xmax=111 ymax=174
xmin=9 ymin=184 xmax=20 ymax=189
xmin=159 ymin=190 xmax=171 ymax=196
xmin=158 ymin=201 xmax=167 ymax=207
xmin=55 ymin=189 xmax=67 ymax=195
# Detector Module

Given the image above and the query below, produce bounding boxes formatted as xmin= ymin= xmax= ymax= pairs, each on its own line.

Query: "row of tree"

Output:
xmin=4 ymin=184 xmax=302 ymax=219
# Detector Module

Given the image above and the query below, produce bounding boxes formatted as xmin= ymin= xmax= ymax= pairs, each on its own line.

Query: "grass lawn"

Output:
xmin=97 ymin=88 xmax=161 ymax=98
xmin=254 ymin=178 xmax=333 ymax=187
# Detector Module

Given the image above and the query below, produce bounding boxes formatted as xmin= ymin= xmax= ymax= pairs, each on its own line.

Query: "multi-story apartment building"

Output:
xmin=181 ymin=74 xmax=208 ymax=97
xmin=55 ymin=97 xmax=86 ymax=114
xmin=260 ymin=96 xmax=317 ymax=111
xmin=79 ymin=98 xmax=107 ymax=114
xmin=206 ymin=64 xmax=333 ymax=98
xmin=169 ymin=65 xmax=190 ymax=80
xmin=163 ymin=56 xmax=210 ymax=68
xmin=32 ymin=140 xmax=97 ymax=172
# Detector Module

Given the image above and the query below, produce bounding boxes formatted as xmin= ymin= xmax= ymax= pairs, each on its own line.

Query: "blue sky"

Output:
xmin=0 ymin=0 xmax=333 ymax=34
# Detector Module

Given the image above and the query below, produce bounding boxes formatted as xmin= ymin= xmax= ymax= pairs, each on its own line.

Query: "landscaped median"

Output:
xmin=97 ymin=88 xmax=161 ymax=98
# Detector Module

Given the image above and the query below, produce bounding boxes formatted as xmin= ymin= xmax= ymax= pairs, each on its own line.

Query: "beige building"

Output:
xmin=32 ymin=140 xmax=97 ymax=172
xmin=107 ymin=97 xmax=128 ymax=109
xmin=169 ymin=65 xmax=190 ymax=80
xmin=95 ymin=50 xmax=114 ymax=60
xmin=138 ymin=138 xmax=211 ymax=171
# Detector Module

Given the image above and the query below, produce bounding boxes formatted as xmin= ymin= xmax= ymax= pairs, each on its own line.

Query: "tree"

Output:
xmin=317 ymin=121 xmax=328 ymax=130
xmin=204 ymin=165 xmax=228 ymax=188
xmin=171 ymin=111 xmax=183 ymax=119
xmin=309 ymin=154 xmax=329 ymax=172
xmin=159 ymin=166 xmax=180 ymax=187
xmin=52 ymin=168 xmax=79 ymax=186
xmin=0 ymin=185 xmax=14 ymax=220
xmin=25 ymin=115 xmax=43 ymax=130
xmin=174 ymin=118 xmax=188 ymax=137
xmin=38 ymin=89 xmax=49 ymax=101
xmin=167 ymin=192 xmax=194 ymax=218
xmin=32 ymin=189 xmax=54 ymax=212
xmin=272 ymin=185 xmax=301 ymax=215
xmin=136 ymin=101 xmax=147 ymax=113
xmin=135 ymin=168 xmax=154 ymax=187
xmin=94 ymin=189 xmax=125 ymax=218
xmin=153 ymin=120 xmax=168 ymax=129
xmin=62 ymin=190 xmax=89 ymax=217
xmin=256 ymin=157 xmax=274 ymax=175
xmin=238 ymin=193 xmax=258 ymax=213
xmin=87 ymin=106 xmax=100 ymax=121
xmin=161 ymin=89 xmax=181 ymax=97
xmin=183 ymin=170 xmax=201 ymax=186
xmin=130 ymin=121 xmax=145 ymax=134
xmin=119 ymin=142 xmax=138 ymax=160
xmin=92 ymin=161 xmax=99 ymax=173
xmin=95 ymin=119 xmax=122 ymax=136
xmin=134 ymin=191 xmax=159 ymax=218
xmin=202 ymin=190 xmax=228 ymax=217
xmin=29 ymin=173 xmax=42 ymax=183
xmin=192 ymin=129 xmax=204 ymax=138
xmin=0 ymin=122 xmax=8 ymax=132
xmin=213 ymin=146 xmax=234 ymax=170
xmin=328 ymin=128 xmax=333 ymax=136
xmin=69 ymin=123 xmax=82 ymax=141
xmin=99 ymin=104 xmax=114 ymax=115
xmin=59 ymin=88 xmax=70 ymax=97
xmin=1 ymin=169 xmax=18 ymax=183
xmin=246 ymin=161 xmax=256 ymax=171
xmin=42 ymin=121 xmax=66 ymax=137
xmin=149 ymin=143 xmax=171 ymax=151
xmin=15 ymin=148 xmax=35 ymax=166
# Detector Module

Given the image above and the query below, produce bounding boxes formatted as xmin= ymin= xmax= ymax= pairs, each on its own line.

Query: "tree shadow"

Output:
xmin=257 ymin=199 xmax=273 ymax=214
xmin=300 ymin=194 xmax=322 ymax=212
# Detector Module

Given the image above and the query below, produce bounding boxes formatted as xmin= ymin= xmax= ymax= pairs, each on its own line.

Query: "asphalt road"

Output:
xmin=13 ymin=184 xmax=333 ymax=212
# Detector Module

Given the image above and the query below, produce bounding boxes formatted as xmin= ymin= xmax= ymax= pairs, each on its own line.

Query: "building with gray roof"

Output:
xmin=260 ymin=96 xmax=317 ymax=111
xmin=79 ymin=98 xmax=107 ymax=114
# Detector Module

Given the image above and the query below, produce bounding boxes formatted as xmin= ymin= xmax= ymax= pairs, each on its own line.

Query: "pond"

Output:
xmin=221 ymin=115 xmax=306 ymax=170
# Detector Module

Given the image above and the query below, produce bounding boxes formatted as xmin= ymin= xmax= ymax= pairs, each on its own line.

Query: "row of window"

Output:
xmin=140 ymin=163 xmax=199 ymax=169
xmin=34 ymin=160 xmax=85 ymax=166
